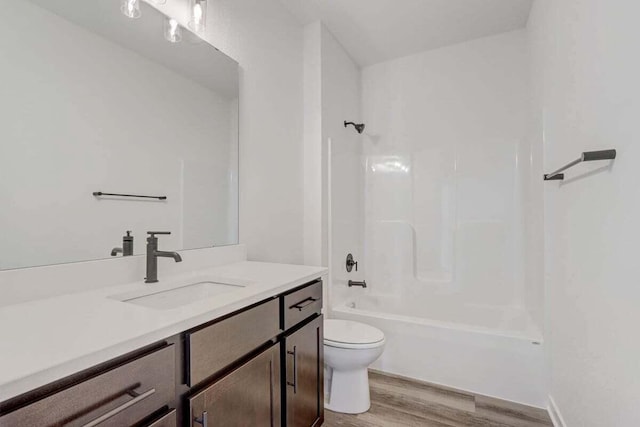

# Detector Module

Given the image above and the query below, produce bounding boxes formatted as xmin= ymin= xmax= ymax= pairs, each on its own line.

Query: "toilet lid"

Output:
xmin=324 ymin=319 xmax=385 ymax=347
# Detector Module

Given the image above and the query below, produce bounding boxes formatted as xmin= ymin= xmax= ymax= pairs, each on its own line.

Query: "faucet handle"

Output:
xmin=147 ymin=231 xmax=171 ymax=237
xmin=346 ymin=253 xmax=358 ymax=272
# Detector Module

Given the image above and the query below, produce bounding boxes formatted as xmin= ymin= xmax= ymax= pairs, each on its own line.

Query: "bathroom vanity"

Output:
xmin=0 ymin=259 xmax=326 ymax=427
xmin=185 ymin=280 xmax=323 ymax=427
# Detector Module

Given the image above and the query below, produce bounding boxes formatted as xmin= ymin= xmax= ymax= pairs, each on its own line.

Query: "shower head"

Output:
xmin=344 ymin=121 xmax=365 ymax=134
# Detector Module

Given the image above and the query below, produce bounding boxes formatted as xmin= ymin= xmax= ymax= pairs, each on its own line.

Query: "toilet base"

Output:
xmin=326 ymin=367 xmax=371 ymax=414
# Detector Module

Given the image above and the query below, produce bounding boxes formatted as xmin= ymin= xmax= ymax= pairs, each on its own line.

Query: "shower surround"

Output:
xmin=329 ymin=29 xmax=546 ymax=406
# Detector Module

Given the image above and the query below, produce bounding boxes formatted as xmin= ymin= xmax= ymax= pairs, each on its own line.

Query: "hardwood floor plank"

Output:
xmin=474 ymin=396 xmax=553 ymax=427
xmin=369 ymin=371 xmax=475 ymax=398
xmin=369 ymin=371 xmax=476 ymax=413
xmin=370 ymin=386 xmax=475 ymax=426
xmin=323 ymin=370 xmax=554 ymax=427
xmin=325 ymin=402 xmax=455 ymax=427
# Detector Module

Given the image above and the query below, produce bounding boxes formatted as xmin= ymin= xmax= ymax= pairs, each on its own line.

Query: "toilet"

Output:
xmin=324 ymin=319 xmax=386 ymax=414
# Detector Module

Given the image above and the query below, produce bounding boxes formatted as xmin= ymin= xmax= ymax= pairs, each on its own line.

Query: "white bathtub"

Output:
xmin=330 ymin=295 xmax=547 ymax=407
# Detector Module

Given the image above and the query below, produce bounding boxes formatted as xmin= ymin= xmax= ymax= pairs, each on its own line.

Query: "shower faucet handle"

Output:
xmin=346 ymin=253 xmax=358 ymax=273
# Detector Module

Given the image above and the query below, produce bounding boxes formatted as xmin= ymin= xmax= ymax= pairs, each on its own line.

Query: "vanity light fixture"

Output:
xmin=164 ymin=18 xmax=182 ymax=43
xmin=149 ymin=0 xmax=167 ymax=4
xmin=188 ymin=0 xmax=208 ymax=34
xmin=121 ymin=0 xmax=141 ymax=19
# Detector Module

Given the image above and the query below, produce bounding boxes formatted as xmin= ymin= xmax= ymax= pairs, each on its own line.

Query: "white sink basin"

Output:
xmin=112 ymin=281 xmax=245 ymax=310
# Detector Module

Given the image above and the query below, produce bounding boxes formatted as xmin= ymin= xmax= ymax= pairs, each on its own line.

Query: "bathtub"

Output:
xmin=329 ymin=294 xmax=547 ymax=407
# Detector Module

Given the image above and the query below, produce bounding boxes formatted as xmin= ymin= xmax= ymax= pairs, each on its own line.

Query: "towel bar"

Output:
xmin=544 ymin=149 xmax=616 ymax=181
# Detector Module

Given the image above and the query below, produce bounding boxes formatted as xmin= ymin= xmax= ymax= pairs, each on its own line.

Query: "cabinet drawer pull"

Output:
xmin=194 ymin=411 xmax=208 ymax=427
xmin=82 ymin=388 xmax=156 ymax=427
xmin=286 ymin=346 xmax=298 ymax=394
xmin=289 ymin=297 xmax=318 ymax=312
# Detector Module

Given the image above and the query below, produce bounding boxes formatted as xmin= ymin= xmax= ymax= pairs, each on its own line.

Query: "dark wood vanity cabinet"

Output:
xmin=183 ymin=279 xmax=324 ymax=427
xmin=284 ymin=315 xmax=324 ymax=427
xmin=0 ymin=279 xmax=324 ymax=427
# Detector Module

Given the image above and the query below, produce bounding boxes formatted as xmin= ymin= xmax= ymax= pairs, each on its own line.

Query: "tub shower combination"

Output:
xmin=329 ymin=114 xmax=546 ymax=406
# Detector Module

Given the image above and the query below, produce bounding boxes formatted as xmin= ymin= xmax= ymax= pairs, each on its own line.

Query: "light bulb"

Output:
xmin=188 ymin=0 xmax=208 ymax=34
xmin=194 ymin=4 xmax=203 ymax=24
xmin=164 ymin=18 xmax=182 ymax=43
xmin=121 ymin=0 xmax=141 ymax=19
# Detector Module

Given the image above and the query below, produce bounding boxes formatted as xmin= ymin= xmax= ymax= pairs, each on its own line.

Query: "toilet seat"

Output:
xmin=324 ymin=319 xmax=385 ymax=349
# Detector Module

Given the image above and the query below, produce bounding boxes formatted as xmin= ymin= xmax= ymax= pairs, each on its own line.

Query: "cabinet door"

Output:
xmin=285 ymin=315 xmax=324 ymax=427
xmin=188 ymin=344 xmax=281 ymax=427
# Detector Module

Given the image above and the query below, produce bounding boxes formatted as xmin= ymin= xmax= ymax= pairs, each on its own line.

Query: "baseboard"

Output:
xmin=548 ymin=395 xmax=567 ymax=427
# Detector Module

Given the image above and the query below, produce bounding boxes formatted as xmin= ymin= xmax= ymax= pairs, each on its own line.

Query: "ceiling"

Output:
xmin=278 ymin=0 xmax=533 ymax=66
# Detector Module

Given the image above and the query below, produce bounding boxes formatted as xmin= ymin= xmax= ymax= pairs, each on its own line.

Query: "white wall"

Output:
xmin=360 ymin=31 xmax=540 ymax=317
xmin=302 ymin=22 xmax=362 ymax=301
xmin=321 ymin=27 xmax=363 ymax=282
xmin=152 ymin=0 xmax=305 ymax=264
xmin=529 ymin=1 xmax=640 ymax=425
xmin=303 ymin=22 xmax=323 ymax=267
xmin=0 ymin=0 xmax=236 ymax=269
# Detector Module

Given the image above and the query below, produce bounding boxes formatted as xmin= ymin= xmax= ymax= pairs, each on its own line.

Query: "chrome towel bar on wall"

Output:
xmin=544 ymin=149 xmax=617 ymax=181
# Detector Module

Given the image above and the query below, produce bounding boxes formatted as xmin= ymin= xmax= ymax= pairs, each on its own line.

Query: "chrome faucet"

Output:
xmin=145 ymin=231 xmax=182 ymax=283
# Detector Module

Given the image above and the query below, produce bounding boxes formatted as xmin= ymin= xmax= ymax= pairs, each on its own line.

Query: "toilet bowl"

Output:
xmin=324 ymin=319 xmax=385 ymax=414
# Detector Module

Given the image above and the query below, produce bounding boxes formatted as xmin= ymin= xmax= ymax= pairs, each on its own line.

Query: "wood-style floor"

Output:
xmin=324 ymin=371 xmax=553 ymax=427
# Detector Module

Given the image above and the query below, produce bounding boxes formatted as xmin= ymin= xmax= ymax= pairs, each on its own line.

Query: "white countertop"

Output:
xmin=0 ymin=261 xmax=327 ymax=402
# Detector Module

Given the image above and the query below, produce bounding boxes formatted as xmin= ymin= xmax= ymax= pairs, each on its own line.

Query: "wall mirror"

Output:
xmin=0 ymin=0 xmax=239 ymax=270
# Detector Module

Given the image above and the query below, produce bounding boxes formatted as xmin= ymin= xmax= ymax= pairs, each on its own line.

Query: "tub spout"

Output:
xmin=348 ymin=280 xmax=367 ymax=288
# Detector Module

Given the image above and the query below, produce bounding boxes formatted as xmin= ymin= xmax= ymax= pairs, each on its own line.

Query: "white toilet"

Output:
xmin=324 ymin=319 xmax=386 ymax=414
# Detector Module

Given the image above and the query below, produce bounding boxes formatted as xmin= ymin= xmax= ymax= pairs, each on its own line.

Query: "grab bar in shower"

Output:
xmin=544 ymin=149 xmax=616 ymax=181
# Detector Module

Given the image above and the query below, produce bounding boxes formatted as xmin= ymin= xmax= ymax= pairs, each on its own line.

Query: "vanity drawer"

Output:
xmin=0 ymin=345 xmax=175 ymax=427
xmin=283 ymin=280 xmax=323 ymax=330
xmin=186 ymin=298 xmax=281 ymax=386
